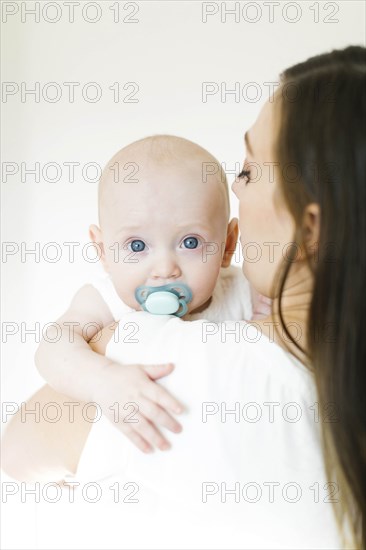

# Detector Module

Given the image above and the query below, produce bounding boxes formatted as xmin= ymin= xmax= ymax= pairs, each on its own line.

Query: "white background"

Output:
xmin=1 ymin=1 xmax=365 ymax=548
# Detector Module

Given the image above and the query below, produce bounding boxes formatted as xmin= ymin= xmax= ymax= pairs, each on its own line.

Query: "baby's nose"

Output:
xmin=150 ymin=253 xmax=181 ymax=281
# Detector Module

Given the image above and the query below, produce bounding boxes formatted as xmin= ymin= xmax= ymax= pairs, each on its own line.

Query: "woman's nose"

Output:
xmin=231 ymin=178 xmax=238 ymax=196
xmin=150 ymin=253 xmax=182 ymax=281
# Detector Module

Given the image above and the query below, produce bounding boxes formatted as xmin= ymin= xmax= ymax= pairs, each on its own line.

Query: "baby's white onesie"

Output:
xmin=90 ymin=264 xmax=253 ymax=322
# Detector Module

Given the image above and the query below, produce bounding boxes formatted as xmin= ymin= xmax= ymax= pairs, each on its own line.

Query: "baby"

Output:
xmin=35 ymin=135 xmax=269 ymax=454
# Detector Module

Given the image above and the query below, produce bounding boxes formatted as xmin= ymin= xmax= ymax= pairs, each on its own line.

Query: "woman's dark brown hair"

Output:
xmin=275 ymin=45 xmax=366 ymax=548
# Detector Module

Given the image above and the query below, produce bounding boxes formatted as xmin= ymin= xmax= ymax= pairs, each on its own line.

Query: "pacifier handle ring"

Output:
xmin=176 ymin=298 xmax=188 ymax=317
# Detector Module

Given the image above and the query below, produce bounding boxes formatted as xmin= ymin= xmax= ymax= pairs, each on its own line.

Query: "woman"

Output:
xmin=234 ymin=44 xmax=366 ymax=546
xmin=264 ymin=45 xmax=366 ymax=546
xmin=3 ymin=46 xmax=365 ymax=548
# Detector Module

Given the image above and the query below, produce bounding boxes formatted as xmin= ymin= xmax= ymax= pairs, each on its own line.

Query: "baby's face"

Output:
xmin=94 ymin=154 xmax=233 ymax=317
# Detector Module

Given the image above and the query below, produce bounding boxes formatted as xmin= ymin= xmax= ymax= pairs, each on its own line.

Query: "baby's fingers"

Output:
xmin=142 ymin=363 xmax=174 ymax=380
xmin=139 ymin=396 xmax=182 ymax=434
xmin=143 ymin=381 xmax=184 ymax=415
xmin=133 ymin=414 xmax=171 ymax=451
xmin=112 ymin=422 xmax=153 ymax=454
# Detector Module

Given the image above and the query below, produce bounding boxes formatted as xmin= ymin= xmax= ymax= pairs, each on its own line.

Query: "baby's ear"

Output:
xmin=89 ymin=224 xmax=109 ymax=272
xmin=221 ymin=218 xmax=239 ymax=268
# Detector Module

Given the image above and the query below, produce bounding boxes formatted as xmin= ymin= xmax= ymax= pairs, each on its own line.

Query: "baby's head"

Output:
xmin=90 ymin=135 xmax=238 ymax=317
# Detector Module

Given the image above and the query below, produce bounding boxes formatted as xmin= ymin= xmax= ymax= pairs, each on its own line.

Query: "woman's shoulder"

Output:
xmin=78 ymin=313 xmax=340 ymax=548
xmin=112 ymin=312 xmax=314 ymax=398
xmin=185 ymin=317 xmax=315 ymax=405
xmin=167 ymin=314 xmax=309 ymax=368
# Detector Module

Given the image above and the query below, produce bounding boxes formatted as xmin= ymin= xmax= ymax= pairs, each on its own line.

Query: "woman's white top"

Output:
xmin=91 ymin=265 xmax=253 ymax=322
xmin=41 ymin=312 xmax=343 ymax=550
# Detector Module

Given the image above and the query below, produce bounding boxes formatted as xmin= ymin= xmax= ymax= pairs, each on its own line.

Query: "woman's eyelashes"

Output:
xmin=237 ymin=169 xmax=251 ymax=184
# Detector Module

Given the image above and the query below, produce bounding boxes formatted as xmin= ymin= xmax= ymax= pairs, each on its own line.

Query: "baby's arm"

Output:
xmin=35 ymin=285 xmax=183 ymax=453
xmin=35 ymin=284 xmax=114 ymax=401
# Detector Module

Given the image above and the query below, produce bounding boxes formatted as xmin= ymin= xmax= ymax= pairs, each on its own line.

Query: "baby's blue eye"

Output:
xmin=183 ymin=237 xmax=199 ymax=249
xmin=129 ymin=239 xmax=145 ymax=252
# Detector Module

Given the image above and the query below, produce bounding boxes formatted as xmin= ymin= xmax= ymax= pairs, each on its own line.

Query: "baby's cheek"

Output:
xmin=201 ymin=241 xmax=224 ymax=265
xmin=108 ymin=266 xmax=136 ymax=305
xmin=116 ymin=284 xmax=139 ymax=310
xmin=192 ymin=262 xmax=220 ymax=299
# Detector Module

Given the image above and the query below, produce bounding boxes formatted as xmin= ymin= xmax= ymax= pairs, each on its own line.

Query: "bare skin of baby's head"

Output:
xmin=90 ymin=135 xmax=238 ymax=316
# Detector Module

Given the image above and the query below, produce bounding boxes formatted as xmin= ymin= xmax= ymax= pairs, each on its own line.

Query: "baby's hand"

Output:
xmin=91 ymin=362 xmax=183 ymax=454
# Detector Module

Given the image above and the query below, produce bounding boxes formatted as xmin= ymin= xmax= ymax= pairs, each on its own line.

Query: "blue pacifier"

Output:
xmin=135 ymin=282 xmax=192 ymax=317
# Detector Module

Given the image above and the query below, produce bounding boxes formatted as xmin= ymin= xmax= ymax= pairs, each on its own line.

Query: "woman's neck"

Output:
xmin=254 ymin=262 xmax=314 ymax=365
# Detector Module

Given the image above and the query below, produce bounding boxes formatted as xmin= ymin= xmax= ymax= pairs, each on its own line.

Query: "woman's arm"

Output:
xmin=2 ymin=323 xmax=114 ymax=482
xmin=2 ymin=384 xmax=96 ymax=482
